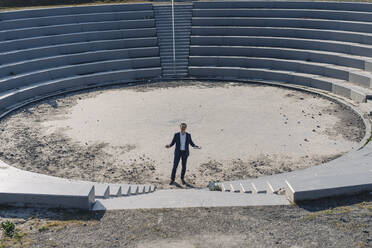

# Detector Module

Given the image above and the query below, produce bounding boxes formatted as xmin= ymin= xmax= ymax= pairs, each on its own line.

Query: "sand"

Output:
xmin=0 ymin=81 xmax=365 ymax=188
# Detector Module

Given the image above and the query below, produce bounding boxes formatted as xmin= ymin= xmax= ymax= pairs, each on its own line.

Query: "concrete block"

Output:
xmin=109 ymin=185 xmax=122 ymax=197
xmin=220 ymin=183 xmax=230 ymax=192
xmin=130 ymin=185 xmax=139 ymax=195
xmin=310 ymin=78 xmax=333 ymax=92
xmin=365 ymin=61 xmax=372 ymax=72
xmin=229 ymin=182 xmax=241 ymax=193
xmin=251 ymin=182 xmax=266 ymax=194
xmin=332 ymin=84 xmax=352 ymax=99
xmin=285 ymin=172 xmax=372 ymax=202
xmin=349 ymin=72 xmax=372 ymax=88
xmin=150 ymin=185 xmax=156 ymax=192
xmin=121 ymin=185 xmax=131 ymax=196
xmin=240 ymin=182 xmax=252 ymax=193
xmin=0 ymin=180 xmax=95 ymax=210
xmin=137 ymin=185 xmax=146 ymax=194
xmin=288 ymin=74 xmax=311 ymax=87
xmin=94 ymin=184 xmax=110 ymax=199
xmin=350 ymin=89 xmax=368 ymax=103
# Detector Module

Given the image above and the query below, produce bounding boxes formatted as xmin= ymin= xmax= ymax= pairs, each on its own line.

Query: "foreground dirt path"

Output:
xmin=0 ymin=193 xmax=371 ymax=247
xmin=0 ymin=81 xmax=365 ymax=188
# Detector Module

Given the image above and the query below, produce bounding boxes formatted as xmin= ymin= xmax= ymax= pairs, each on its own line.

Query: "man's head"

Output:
xmin=180 ymin=123 xmax=187 ymax=133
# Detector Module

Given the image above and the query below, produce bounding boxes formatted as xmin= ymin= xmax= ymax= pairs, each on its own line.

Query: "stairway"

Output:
xmin=154 ymin=4 xmax=192 ymax=78
xmin=210 ymin=179 xmax=285 ymax=195
xmin=93 ymin=183 xmax=156 ymax=199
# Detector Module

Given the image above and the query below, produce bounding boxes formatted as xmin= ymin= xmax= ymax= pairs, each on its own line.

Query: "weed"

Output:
xmin=1 ymin=221 xmax=15 ymax=237
xmin=211 ymin=185 xmax=222 ymax=191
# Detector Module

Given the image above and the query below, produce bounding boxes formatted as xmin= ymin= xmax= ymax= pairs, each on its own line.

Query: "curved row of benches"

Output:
xmin=1 ymin=1 xmax=372 ymax=208
xmin=0 ymin=3 xmax=161 ymax=115
xmin=191 ymin=1 xmax=372 ymax=201
xmin=0 ymin=3 xmax=162 ymax=209
xmin=189 ymin=1 xmax=372 ymax=102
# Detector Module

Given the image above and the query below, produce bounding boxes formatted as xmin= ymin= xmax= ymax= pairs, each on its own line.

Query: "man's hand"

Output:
xmin=194 ymin=145 xmax=201 ymax=149
xmin=165 ymin=144 xmax=170 ymax=148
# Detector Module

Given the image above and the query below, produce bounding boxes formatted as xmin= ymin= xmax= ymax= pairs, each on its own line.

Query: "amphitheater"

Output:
xmin=0 ymin=0 xmax=371 ymax=211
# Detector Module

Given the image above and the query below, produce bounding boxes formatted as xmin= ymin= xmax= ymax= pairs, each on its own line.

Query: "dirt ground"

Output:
xmin=0 ymin=192 xmax=371 ymax=248
xmin=0 ymin=81 xmax=365 ymax=188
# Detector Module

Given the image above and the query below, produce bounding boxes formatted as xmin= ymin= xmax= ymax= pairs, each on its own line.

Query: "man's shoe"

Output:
xmin=169 ymin=180 xmax=175 ymax=185
xmin=181 ymin=179 xmax=186 ymax=185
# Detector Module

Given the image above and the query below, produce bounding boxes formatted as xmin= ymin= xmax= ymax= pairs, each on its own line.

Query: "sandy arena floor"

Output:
xmin=0 ymin=81 xmax=365 ymax=188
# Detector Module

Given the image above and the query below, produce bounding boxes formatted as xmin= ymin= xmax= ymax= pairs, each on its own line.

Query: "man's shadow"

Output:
xmin=172 ymin=181 xmax=197 ymax=189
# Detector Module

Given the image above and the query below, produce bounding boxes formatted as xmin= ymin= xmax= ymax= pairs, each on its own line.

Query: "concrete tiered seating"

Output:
xmin=0 ymin=3 xmax=161 ymax=115
xmin=0 ymin=3 xmax=160 ymax=209
xmin=1 ymin=1 xmax=372 ymax=209
xmin=189 ymin=1 xmax=372 ymax=102
xmin=191 ymin=1 xmax=372 ymax=202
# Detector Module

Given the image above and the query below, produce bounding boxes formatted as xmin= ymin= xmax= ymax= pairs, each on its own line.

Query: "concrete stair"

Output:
xmin=93 ymin=183 xmax=156 ymax=198
xmin=0 ymin=1 xmax=371 ymax=209
xmin=0 ymin=3 xmax=161 ymax=115
xmin=154 ymin=4 xmax=192 ymax=78
xmin=189 ymin=1 xmax=372 ymax=103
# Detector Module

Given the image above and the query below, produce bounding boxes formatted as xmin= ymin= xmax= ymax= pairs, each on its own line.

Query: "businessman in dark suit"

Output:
xmin=165 ymin=123 xmax=200 ymax=185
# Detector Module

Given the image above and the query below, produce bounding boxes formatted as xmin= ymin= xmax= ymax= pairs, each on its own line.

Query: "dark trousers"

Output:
xmin=171 ymin=150 xmax=188 ymax=181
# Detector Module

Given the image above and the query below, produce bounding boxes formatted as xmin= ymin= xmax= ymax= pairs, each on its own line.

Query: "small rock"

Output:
xmin=304 ymin=138 xmax=309 ymax=142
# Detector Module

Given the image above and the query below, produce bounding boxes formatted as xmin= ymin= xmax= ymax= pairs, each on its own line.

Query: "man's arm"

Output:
xmin=189 ymin=134 xmax=196 ymax=147
xmin=169 ymin=133 xmax=177 ymax=147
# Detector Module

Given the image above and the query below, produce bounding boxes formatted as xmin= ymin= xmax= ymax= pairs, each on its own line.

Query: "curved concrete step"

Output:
xmin=0 ymin=28 xmax=157 ymax=53
xmin=0 ymin=37 xmax=158 ymax=65
xmin=0 ymin=10 xmax=154 ymax=31
xmin=0 ymin=3 xmax=153 ymax=21
xmin=0 ymin=67 xmax=161 ymax=113
xmin=189 ymin=56 xmax=372 ymax=89
xmin=189 ymin=46 xmax=372 ymax=72
xmin=192 ymin=26 xmax=372 ymax=46
xmin=0 ymin=19 xmax=156 ymax=42
xmin=192 ymin=8 xmax=372 ymax=23
xmin=0 ymin=47 xmax=160 ymax=78
xmin=193 ymin=1 xmax=372 ymax=12
xmin=192 ymin=17 xmax=372 ymax=34
xmin=0 ymin=57 xmax=160 ymax=92
xmin=191 ymin=36 xmax=372 ymax=58
xmin=189 ymin=66 xmax=372 ymax=102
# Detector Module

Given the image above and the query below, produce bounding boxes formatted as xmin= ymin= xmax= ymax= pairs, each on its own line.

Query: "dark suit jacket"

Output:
xmin=169 ymin=132 xmax=196 ymax=156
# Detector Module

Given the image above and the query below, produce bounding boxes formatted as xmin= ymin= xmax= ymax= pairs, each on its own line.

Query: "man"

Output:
xmin=165 ymin=123 xmax=200 ymax=185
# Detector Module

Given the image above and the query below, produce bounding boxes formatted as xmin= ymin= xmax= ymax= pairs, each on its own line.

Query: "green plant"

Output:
xmin=1 ymin=221 xmax=15 ymax=237
xmin=211 ymin=185 xmax=222 ymax=191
